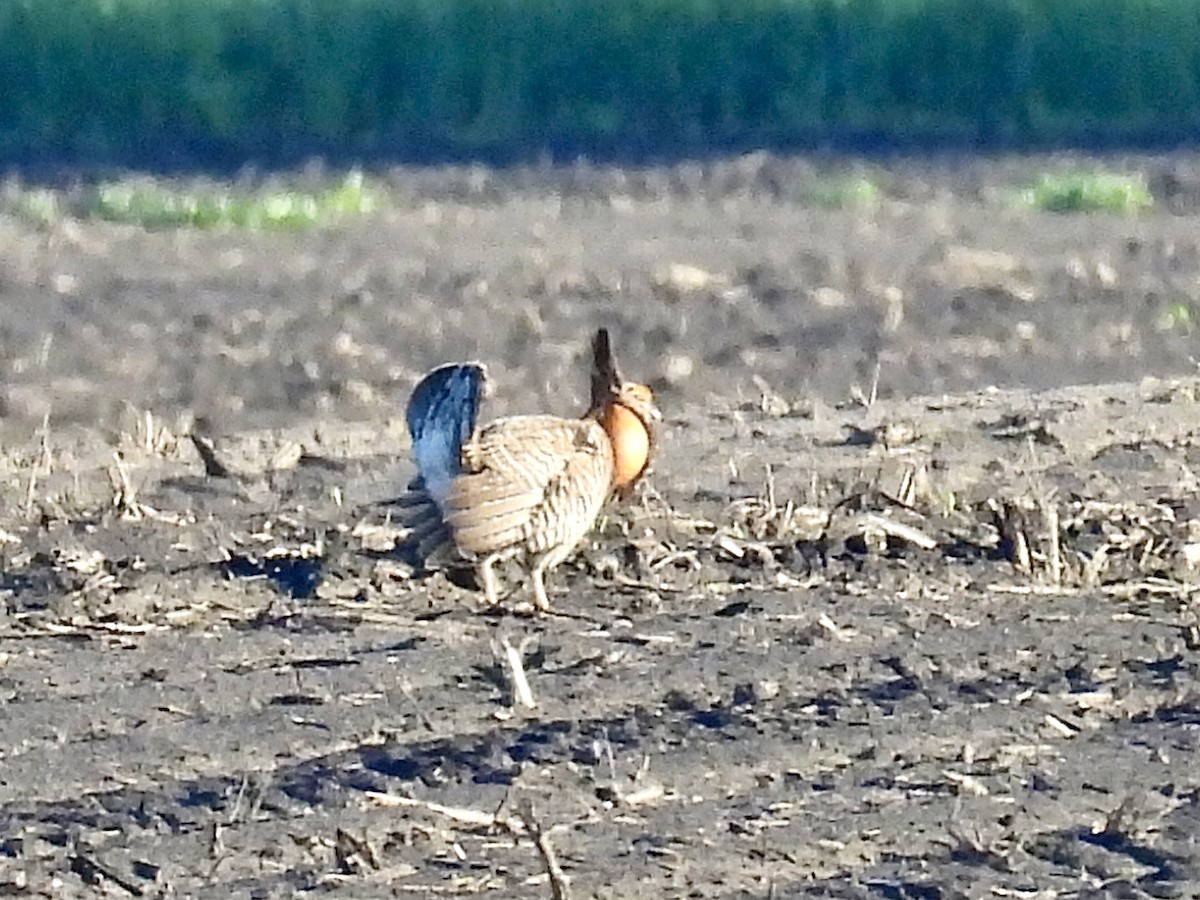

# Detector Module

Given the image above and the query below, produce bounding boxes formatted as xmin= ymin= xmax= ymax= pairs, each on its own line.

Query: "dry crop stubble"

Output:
xmin=0 ymin=155 xmax=1200 ymax=895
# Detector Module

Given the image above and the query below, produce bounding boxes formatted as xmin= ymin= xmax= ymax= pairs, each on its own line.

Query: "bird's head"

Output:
xmin=588 ymin=329 xmax=661 ymax=495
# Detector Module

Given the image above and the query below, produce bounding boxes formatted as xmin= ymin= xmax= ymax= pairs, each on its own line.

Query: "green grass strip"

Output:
xmin=1020 ymin=171 xmax=1153 ymax=214
xmin=5 ymin=172 xmax=382 ymax=230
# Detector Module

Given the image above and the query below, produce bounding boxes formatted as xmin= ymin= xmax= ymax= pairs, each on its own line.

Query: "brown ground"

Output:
xmin=1 ymin=152 xmax=1200 ymax=898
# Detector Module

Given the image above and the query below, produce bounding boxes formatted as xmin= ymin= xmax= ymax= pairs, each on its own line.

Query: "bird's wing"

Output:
xmin=405 ymin=362 xmax=488 ymax=511
xmin=443 ymin=415 xmax=614 ymax=558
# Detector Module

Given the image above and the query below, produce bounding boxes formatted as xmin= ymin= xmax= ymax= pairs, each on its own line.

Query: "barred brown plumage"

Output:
xmin=400 ymin=329 xmax=660 ymax=611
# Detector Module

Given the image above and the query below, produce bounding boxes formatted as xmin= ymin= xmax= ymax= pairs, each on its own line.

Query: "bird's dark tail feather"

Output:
xmin=399 ymin=362 xmax=488 ymax=564
xmin=589 ymin=327 xmax=624 ymax=413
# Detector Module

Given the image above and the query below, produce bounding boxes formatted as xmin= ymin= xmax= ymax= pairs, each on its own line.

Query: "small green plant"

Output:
xmin=81 ymin=171 xmax=382 ymax=230
xmin=798 ymin=175 xmax=881 ymax=210
xmin=1021 ymin=171 xmax=1152 ymax=214
xmin=1158 ymin=300 xmax=1195 ymax=334
xmin=8 ymin=188 xmax=63 ymax=228
xmin=938 ymin=489 xmax=959 ymax=517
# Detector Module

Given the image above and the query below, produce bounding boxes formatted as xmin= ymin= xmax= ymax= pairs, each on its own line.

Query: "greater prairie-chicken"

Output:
xmin=400 ymin=329 xmax=659 ymax=611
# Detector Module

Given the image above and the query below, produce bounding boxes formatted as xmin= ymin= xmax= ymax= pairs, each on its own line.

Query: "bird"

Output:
xmin=399 ymin=328 xmax=660 ymax=611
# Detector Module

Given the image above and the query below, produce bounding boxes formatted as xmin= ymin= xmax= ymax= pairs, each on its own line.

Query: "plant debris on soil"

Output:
xmin=0 ymin=152 xmax=1199 ymax=897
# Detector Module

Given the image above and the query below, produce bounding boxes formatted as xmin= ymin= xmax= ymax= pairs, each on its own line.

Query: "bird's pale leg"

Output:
xmin=478 ymin=555 xmax=503 ymax=606
xmin=530 ymin=558 xmax=553 ymax=612
xmin=531 ymin=541 xmax=577 ymax=611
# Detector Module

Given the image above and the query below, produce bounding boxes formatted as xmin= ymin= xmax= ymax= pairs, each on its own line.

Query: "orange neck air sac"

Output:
xmin=603 ymin=401 xmax=651 ymax=491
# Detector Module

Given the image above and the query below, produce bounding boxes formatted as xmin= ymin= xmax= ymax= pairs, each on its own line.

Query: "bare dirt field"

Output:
xmin=1 ymin=153 xmax=1199 ymax=897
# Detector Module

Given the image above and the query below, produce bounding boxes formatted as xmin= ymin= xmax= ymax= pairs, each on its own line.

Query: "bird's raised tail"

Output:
xmin=589 ymin=327 xmax=622 ymax=412
xmin=400 ymin=362 xmax=488 ymax=562
xmin=406 ymin=362 xmax=488 ymax=506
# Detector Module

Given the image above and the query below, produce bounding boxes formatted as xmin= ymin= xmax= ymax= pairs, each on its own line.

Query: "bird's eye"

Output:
xmin=626 ymin=384 xmax=653 ymax=404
